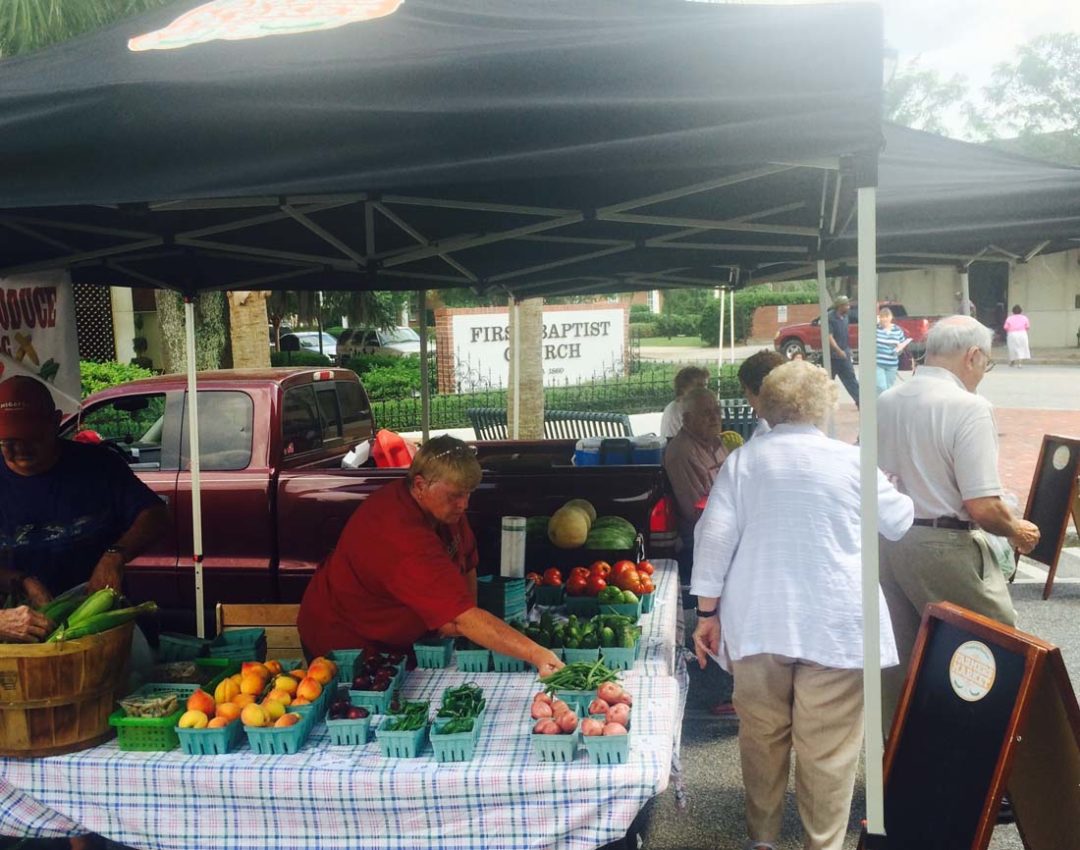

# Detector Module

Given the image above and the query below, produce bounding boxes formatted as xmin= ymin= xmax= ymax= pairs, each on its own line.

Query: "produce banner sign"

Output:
xmin=443 ymin=306 xmax=627 ymax=392
xmin=0 ymin=272 xmax=81 ymax=413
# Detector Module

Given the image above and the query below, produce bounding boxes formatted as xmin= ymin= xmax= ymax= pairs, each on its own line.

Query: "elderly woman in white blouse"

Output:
xmin=690 ymin=360 xmax=913 ymax=850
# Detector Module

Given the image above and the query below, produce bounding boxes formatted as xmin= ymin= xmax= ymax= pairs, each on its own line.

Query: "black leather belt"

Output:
xmin=912 ymin=517 xmax=975 ymax=531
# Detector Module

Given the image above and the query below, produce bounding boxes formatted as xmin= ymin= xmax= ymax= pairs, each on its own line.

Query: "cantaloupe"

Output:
xmin=548 ymin=506 xmax=591 ymax=549
xmin=563 ymin=498 xmax=597 ymax=525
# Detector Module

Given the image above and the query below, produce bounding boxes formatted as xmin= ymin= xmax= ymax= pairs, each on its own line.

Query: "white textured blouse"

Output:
xmin=691 ymin=423 xmax=913 ymax=671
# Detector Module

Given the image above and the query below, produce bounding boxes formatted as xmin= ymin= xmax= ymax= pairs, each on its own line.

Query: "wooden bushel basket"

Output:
xmin=0 ymin=621 xmax=134 ymax=757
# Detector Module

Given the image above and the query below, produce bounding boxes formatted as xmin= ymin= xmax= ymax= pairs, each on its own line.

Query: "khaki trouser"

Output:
xmin=879 ymin=526 xmax=1016 ymax=732
xmin=732 ymin=654 xmax=864 ymax=850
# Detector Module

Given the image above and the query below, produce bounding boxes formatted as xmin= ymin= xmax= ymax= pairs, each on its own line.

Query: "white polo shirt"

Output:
xmin=878 ymin=366 xmax=1002 ymax=521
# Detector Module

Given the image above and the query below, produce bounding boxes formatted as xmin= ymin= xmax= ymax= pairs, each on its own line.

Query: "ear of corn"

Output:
xmin=48 ymin=602 xmax=157 ymax=642
xmin=39 ymin=595 xmax=86 ymax=625
xmin=65 ymin=588 xmax=118 ymax=628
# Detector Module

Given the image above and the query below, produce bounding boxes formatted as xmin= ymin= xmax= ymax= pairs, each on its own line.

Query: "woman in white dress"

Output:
xmin=1003 ymin=304 xmax=1031 ymax=367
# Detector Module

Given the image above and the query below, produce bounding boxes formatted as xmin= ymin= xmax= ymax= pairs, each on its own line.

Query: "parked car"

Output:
xmin=336 ymin=326 xmax=433 ymax=361
xmin=773 ymin=301 xmax=936 ymax=363
xmin=279 ymin=331 xmax=337 ymax=359
xmin=64 ymin=368 xmax=667 ymax=634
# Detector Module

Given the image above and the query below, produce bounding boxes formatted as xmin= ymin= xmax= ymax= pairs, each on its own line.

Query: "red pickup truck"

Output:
xmin=62 ymin=368 xmax=667 ymax=634
xmin=773 ymin=302 xmax=935 ymax=362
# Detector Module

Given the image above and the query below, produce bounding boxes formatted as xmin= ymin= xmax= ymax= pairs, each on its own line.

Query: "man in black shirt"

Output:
xmin=827 ymin=295 xmax=859 ymax=407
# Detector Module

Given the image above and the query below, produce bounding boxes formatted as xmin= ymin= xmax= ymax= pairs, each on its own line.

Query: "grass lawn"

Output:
xmin=637 ymin=336 xmax=704 ymax=347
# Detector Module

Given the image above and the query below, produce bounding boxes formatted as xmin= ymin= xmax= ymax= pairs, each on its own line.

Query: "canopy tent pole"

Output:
xmin=728 ymin=288 xmax=735 ymax=365
xmin=717 ymin=287 xmax=726 ymax=379
xmin=418 ymin=289 xmax=430 ymax=442
xmin=857 ymin=185 xmax=885 ymax=837
xmin=958 ymin=268 xmax=971 ymax=315
xmin=816 ymin=259 xmax=835 ymax=437
xmin=512 ymin=298 xmax=521 ymax=440
xmin=183 ymin=297 xmax=206 ymax=639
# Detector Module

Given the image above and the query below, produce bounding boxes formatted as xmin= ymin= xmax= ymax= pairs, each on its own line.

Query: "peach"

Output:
xmin=307 ymin=661 xmax=335 ymax=686
xmin=241 ymin=703 xmax=268 ymax=727
xmin=264 ymin=659 xmax=283 ymax=676
xmin=289 ymin=668 xmax=307 ymax=681
xmin=215 ymin=702 xmax=242 ymax=722
xmin=232 ymin=693 xmax=256 ymax=708
xmin=274 ymin=712 xmax=302 ymax=728
xmin=240 ymin=673 xmax=267 ymax=696
xmin=295 ymin=676 xmax=322 ymax=702
xmin=241 ymin=662 xmax=270 ymax=680
xmin=311 ymin=656 xmax=338 ymax=676
xmin=261 ymin=698 xmax=286 ymax=721
xmin=292 ymin=696 xmax=310 ymax=706
xmin=207 ymin=716 xmax=231 ymax=729
xmin=186 ymin=689 xmax=216 ymax=715
xmin=178 ymin=709 xmax=209 ymax=729
xmin=214 ymin=678 xmax=240 ymax=704
xmin=273 ymin=675 xmax=298 ymax=695
xmin=229 ymin=673 xmax=243 ymax=686
xmin=266 ymin=688 xmax=293 ymax=706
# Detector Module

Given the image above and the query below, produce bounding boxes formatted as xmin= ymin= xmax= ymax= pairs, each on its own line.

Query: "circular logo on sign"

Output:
xmin=1051 ymin=444 xmax=1071 ymax=472
xmin=949 ymin=640 xmax=997 ymax=702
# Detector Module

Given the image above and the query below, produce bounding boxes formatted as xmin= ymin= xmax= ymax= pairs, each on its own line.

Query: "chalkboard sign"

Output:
xmin=876 ymin=603 xmax=1080 ymax=850
xmin=1022 ymin=435 xmax=1080 ymax=599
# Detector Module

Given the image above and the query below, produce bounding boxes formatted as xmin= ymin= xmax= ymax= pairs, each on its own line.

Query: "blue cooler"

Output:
xmin=574 ymin=437 xmax=602 ymax=466
xmin=631 ymin=435 xmax=663 ymax=464
xmin=598 ymin=438 xmax=633 ymax=465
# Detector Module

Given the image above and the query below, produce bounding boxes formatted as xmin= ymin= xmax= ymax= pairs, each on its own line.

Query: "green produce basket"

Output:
xmin=208 ymin=628 xmax=267 ymax=662
xmin=326 ymin=715 xmax=372 ymax=746
xmin=176 ymin=719 xmax=244 ymax=755
xmin=157 ymin=632 xmax=211 ymax=662
xmin=533 ymin=584 xmax=564 ymax=606
xmin=491 ymin=651 xmax=527 ymax=673
xmin=145 ymin=656 xmax=237 ymax=690
xmin=640 ymin=592 xmax=655 ymax=614
xmin=327 ymin=649 xmax=365 ymax=682
xmin=291 ymin=682 xmax=332 ymax=725
xmin=455 ymin=648 xmax=491 ymax=673
xmin=530 ymin=729 xmax=579 ymax=763
xmin=431 ymin=720 xmax=477 ymax=762
xmin=412 ymin=638 xmax=455 ymax=669
xmin=109 ymin=683 xmax=201 ymax=752
xmin=562 ymin=647 xmax=600 ymax=664
xmin=376 ymin=722 xmax=429 ymax=758
xmin=564 ymin=596 xmax=599 ymax=617
xmin=582 ymin=731 xmax=630 ymax=765
xmin=245 ymin=720 xmax=309 ymax=755
xmin=349 ymin=685 xmax=396 ymax=715
xmin=554 ymin=689 xmax=595 ymax=714
xmin=599 ymin=600 xmax=642 ymax=621
xmin=601 ymin=646 xmax=636 ymax=671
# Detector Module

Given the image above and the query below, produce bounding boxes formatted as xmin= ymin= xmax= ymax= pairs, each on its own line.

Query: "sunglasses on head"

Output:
xmin=430 ymin=444 xmax=477 ymax=460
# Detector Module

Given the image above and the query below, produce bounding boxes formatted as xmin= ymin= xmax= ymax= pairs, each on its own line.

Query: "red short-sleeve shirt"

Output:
xmin=297 ymin=478 xmax=478 ymax=658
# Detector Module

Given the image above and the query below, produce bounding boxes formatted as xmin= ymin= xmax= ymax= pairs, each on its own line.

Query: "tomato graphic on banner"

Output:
xmin=0 ymin=272 xmax=81 ymax=414
xmin=128 ymin=0 xmax=404 ymax=52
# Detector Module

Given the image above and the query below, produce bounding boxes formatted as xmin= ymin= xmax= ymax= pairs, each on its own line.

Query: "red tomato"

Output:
xmin=612 ymin=569 xmax=641 ymax=592
xmin=639 ymin=577 xmax=655 ymax=595
xmin=542 ymin=568 xmax=563 ymax=587
xmin=526 ymin=572 xmax=543 ymax=586
xmin=588 ymin=561 xmax=611 ymax=578
xmin=566 ymin=576 xmax=589 ymax=597
xmin=611 ymin=560 xmax=637 ymax=577
xmin=585 ymin=575 xmax=607 ymax=597
xmin=569 ymin=566 xmax=590 ymax=582
xmin=636 ymin=560 xmax=655 ymax=577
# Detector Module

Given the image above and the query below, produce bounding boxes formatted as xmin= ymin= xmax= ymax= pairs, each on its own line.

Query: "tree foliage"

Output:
xmin=0 ymin=0 xmax=171 ymax=57
xmin=884 ymin=59 xmax=969 ymax=136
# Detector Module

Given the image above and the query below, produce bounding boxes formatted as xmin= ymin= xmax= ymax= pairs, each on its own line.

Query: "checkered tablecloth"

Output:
xmin=0 ymin=563 xmax=684 ymax=850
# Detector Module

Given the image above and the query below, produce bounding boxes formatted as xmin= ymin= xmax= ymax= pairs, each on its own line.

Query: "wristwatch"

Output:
xmin=103 ymin=545 xmax=127 ymax=562
xmin=695 ymin=607 xmax=717 ymax=618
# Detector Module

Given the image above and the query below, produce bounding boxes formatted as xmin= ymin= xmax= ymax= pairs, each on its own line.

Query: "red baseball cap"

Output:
xmin=0 ymin=376 xmax=58 ymax=440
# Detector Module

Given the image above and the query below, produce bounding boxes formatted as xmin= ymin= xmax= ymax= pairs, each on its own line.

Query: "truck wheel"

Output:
xmin=780 ymin=339 xmax=805 ymax=360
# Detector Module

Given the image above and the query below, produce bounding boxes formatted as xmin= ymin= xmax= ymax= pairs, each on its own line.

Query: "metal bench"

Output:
xmin=718 ymin=397 xmax=758 ymax=442
xmin=467 ymin=408 xmax=634 ymax=441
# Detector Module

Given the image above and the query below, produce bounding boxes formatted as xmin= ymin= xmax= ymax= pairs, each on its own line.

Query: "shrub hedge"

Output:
xmin=270 ymin=350 xmax=332 ymax=367
xmin=80 ymin=361 xmax=155 ymax=398
xmin=699 ymin=289 xmax=819 ymax=345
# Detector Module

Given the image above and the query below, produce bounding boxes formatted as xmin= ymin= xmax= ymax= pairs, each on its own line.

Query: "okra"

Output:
xmin=65 ymin=588 xmax=118 ymax=628
xmin=48 ymin=601 xmax=157 ymax=642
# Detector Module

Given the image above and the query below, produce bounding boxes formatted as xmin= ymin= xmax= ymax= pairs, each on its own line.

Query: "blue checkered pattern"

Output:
xmin=0 ymin=563 xmax=684 ymax=850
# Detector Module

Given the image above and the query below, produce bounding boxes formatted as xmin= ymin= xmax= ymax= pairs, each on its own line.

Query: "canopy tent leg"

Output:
xmin=512 ymin=299 xmax=521 ymax=440
xmin=958 ymin=268 xmax=971 ymax=315
xmin=419 ymin=289 xmax=430 ymax=442
xmin=183 ymin=297 xmax=206 ymax=639
xmin=717 ymin=287 xmax=726 ymax=379
xmin=728 ymin=288 xmax=735 ymax=365
xmin=816 ymin=259 xmax=835 ymax=437
xmin=857 ymin=185 xmax=885 ymax=837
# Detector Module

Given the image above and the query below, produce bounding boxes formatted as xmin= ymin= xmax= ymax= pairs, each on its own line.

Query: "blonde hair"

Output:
xmin=759 ymin=360 xmax=836 ymax=428
xmin=878 ymin=307 xmax=893 ymax=320
xmin=407 ymin=435 xmax=482 ymax=490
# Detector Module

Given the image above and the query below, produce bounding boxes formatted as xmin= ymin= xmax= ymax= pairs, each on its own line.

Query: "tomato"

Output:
xmin=588 ymin=560 xmax=611 ymax=578
xmin=542 ymin=568 xmax=563 ymax=587
xmin=566 ymin=576 xmax=589 ymax=597
xmin=612 ymin=568 xmax=641 ymax=592
xmin=585 ymin=575 xmax=607 ymax=597
xmin=569 ymin=566 xmax=590 ymax=582
xmin=611 ymin=560 xmax=637 ymax=578
xmin=526 ymin=572 xmax=543 ymax=586
xmin=636 ymin=559 xmax=655 ymax=577
xmin=639 ymin=577 xmax=655 ymax=595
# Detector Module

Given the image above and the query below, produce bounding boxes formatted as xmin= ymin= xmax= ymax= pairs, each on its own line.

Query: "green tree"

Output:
xmin=0 ymin=0 xmax=172 ymax=57
xmin=884 ymin=59 xmax=970 ymax=135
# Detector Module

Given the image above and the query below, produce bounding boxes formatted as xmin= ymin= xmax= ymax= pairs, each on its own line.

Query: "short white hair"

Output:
xmin=926 ymin=315 xmax=992 ymax=358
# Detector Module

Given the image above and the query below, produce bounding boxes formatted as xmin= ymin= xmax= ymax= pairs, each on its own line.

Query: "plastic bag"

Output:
xmin=983 ymin=492 xmax=1021 ymax=581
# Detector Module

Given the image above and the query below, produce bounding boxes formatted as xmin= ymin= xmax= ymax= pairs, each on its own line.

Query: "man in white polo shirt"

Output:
xmin=877 ymin=315 xmax=1040 ymax=729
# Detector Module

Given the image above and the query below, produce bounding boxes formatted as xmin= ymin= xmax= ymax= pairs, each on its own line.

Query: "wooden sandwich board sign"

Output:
xmin=1022 ymin=434 xmax=1080 ymax=599
xmin=870 ymin=602 xmax=1080 ymax=850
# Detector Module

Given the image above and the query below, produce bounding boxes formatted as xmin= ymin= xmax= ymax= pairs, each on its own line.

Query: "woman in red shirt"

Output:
xmin=298 ymin=435 xmax=562 ymax=676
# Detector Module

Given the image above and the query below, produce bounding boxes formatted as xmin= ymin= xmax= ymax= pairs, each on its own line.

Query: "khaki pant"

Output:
xmin=732 ymin=654 xmax=864 ymax=850
xmin=879 ymin=526 xmax=1015 ymax=732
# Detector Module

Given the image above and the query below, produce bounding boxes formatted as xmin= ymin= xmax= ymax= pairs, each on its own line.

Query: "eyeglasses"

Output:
xmin=980 ymin=350 xmax=996 ymax=372
xmin=430 ymin=444 xmax=478 ymax=460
